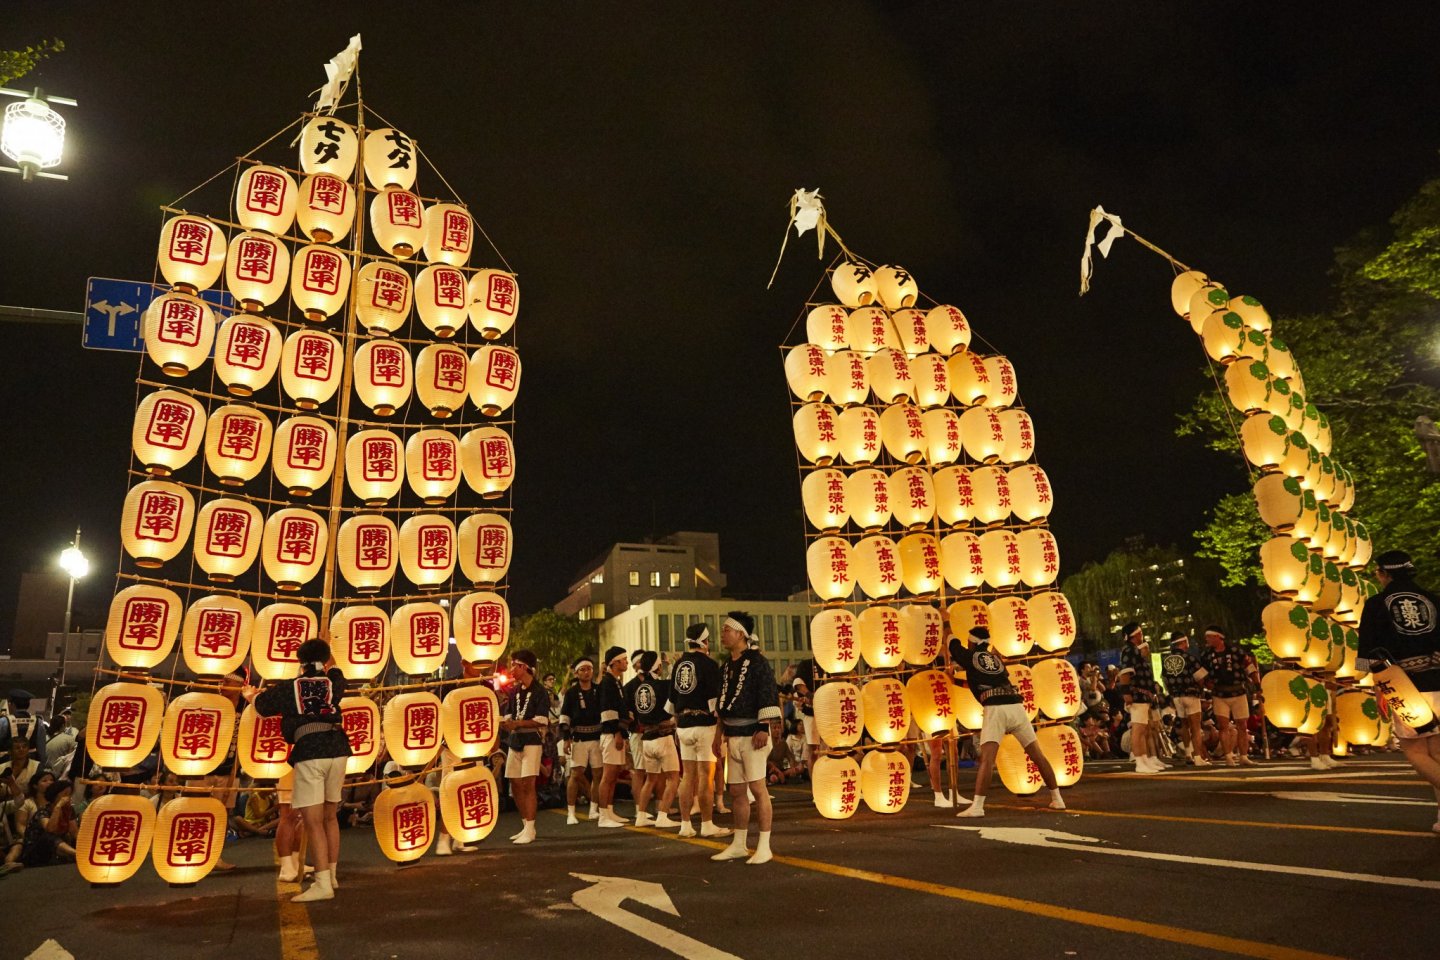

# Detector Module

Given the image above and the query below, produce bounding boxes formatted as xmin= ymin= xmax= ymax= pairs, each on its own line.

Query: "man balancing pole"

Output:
xmin=711 ymin=611 xmax=782 ymax=865
xmin=952 ymin=628 xmax=1066 ymax=818
xmin=668 ymin=623 xmax=732 ymax=839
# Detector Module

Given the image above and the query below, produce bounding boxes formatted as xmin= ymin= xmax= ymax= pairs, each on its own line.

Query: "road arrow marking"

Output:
xmin=938 ymin=825 xmax=1440 ymax=891
xmin=570 ymin=872 xmax=743 ymax=960
xmin=1220 ymin=790 xmax=1434 ymax=806
xmin=25 ymin=941 xmax=75 ymax=960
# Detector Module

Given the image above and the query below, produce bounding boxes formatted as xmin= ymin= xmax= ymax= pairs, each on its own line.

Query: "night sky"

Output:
xmin=4 ymin=3 xmax=1440 ymax=643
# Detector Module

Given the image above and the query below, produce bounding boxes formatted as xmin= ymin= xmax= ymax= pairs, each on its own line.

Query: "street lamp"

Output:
xmin=53 ymin=527 xmax=88 ymax=709
xmin=0 ymin=86 xmax=76 ymax=182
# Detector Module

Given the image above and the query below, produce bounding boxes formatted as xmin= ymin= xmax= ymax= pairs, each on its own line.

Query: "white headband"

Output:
xmin=724 ymin=617 xmax=748 ymax=636
xmin=687 ymin=627 xmax=710 ymax=648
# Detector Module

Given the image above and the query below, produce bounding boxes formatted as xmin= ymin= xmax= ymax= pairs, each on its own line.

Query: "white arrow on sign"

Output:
xmin=570 ymin=873 xmax=744 ymax=960
xmin=90 ymin=299 xmax=136 ymax=338
xmin=1220 ymin=790 xmax=1434 ymax=806
xmin=938 ymin=826 xmax=1440 ymax=891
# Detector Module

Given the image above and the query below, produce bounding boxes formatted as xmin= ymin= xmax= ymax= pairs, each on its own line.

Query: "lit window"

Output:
xmin=669 ymin=572 xmax=680 ymax=588
xmin=591 ymin=571 xmax=604 ymax=584
xmin=629 ymin=571 xmax=640 ymax=587
xmin=650 ymin=571 xmax=661 ymax=588
xmin=592 ymin=603 xmax=606 ymax=619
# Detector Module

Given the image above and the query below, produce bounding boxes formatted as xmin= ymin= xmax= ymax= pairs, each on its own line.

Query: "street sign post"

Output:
xmin=82 ymin=277 xmax=231 ymax=352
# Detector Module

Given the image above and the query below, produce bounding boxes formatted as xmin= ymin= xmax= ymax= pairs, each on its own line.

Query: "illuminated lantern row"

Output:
xmin=801 ymin=463 xmax=1054 ymax=533
xmin=77 ymin=794 xmax=157 ymax=886
xmin=795 ymin=403 xmax=1035 ymax=466
xmin=805 ymin=528 xmax=1059 ymax=600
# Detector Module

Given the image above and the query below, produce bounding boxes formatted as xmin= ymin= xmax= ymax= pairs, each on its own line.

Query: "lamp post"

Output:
xmin=0 ymin=86 xmax=76 ymax=182
xmin=54 ymin=527 xmax=89 ymax=709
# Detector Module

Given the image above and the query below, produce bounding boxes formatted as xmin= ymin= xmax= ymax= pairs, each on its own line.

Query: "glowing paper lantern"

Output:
xmin=868 ymin=348 xmax=915 ymax=404
xmin=391 ymin=602 xmax=449 ymax=676
xmin=979 ymin=529 xmax=1022 ymax=588
xmin=907 ymin=669 xmax=956 ymax=735
xmin=842 ymin=469 xmax=889 ymax=531
xmin=104 ymin=584 xmax=181 ymax=670
xmin=1294 ymin=551 xmax=1327 ymax=606
xmin=831 ymin=261 xmax=878 ymax=308
xmin=807 ymin=304 xmax=850 ymax=350
xmin=453 ymin=591 xmax=509 ymax=662
xmin=355 ymin=262 xmax=414 ymax=337
xmin=874 ymin=265 xmax=918 ymax=311
xmin=120 ymin=480 xmax=194 ymax=568
xmin=940 ymin=532 xmax=985 ymax=592
xmin=443 ymin=684 xmax=501 ymax=759
xmin=1261 ymin=670 xmax=1314 ymax=730
xmin=812 ymin=754 xmax=862 ymax=820
xmin=363 ymin=127 xmax=418 ymax=190
xmin=948 ymin=352 xmax=991 ymax=406
xmin=934 ymin=466 xmax=976 ymax=527
xmin=1262 ymin=600 xmax=1310 ymax=660
xmin=1008 ymin=465 xmax=1054 ymax=523
xmin=280 ymin=329 xmax=342 ymax=409
xmin=858 ymin=605 xmax=904 ymax=668
xmin=384 ymin=691 xmax=444 ymax=768
xmin=340 ymin=696 xmax=382 ymax=774
xmin=468 ymin=269 xmax=520 ymax=340
xmin=900 ymin=604 xmax=945 ymax=666
xmin=1016 ymin=528 xmax=1060 ymax=588
xmin=355 ymin=339 xmax=413 ymax=416
xmin=1372 ymin=663 xmax=1437 ymax=732
xmin=959 ymin=407 xmax=1005 ymax=463
xmin=399 ymin=514 xmax=456 ymax=589
xmin=785 ymin=344 xmax=830 ymax=401
xmin=414 ymin=264 xmax=470 ymax=338
xmin=1260 ymin=537 xmax=1314 ymax=597
xmin=424 ymin=203 xmax=474 ymax=266
xmin=1224 ymin=360 xmax=1272 ymax=414
xmin=157 ymin=215 xmax=226 ymax=294
xmin=981 ymin=356 xmax=1018 ymax=408
xmin=861 ymin=749 xmax=911 ymax=814
xmin=132 ymin=390 xmax=204 ymax=476
xmin=76 ymin=794 xmax=156 ymax=885
xmin=1037 ymin=724 xmax=1084 ymax=787
xmin=1200 ymin=309 xmax=1248 ymax=363
xmin=87 ymin=682 xmax=165 ymax=769
xmin=289 ymin=244 xmax=350 ymax=323
xmin=1009 ymin=664 xmax=1038 ymax=719
xmin=405 ymin=343 xmax=469 ymax=419
xmin=998 ymin=410 xmax=1036 ymax=465
xmin=251 ymin=603 xmax=317 ymax=680
xmin=847 ymin=306 xmax=898 ymax=354
xmin=862 ymin=677 xmax=909 ymax=744
xmin=205 ymin=404 xmax=272 ymax=486
xmin=1186 ymin=283 xmax=1230 ymax=335
xmin=214 ymin=315 xmax=281 ymax=396
xmin=806 ymin=536 xmax=854 ymax=602
xmin=142 ymin=292 xmax=215 ymax=376
xmin=1229 ymin=294 xmax=1272 ymax=333
xmin=1240 ymin=414 xmax=1289 ymax=471
xmin=1351 ymin=522 xmax=1372 ymax=569
xmin=337 ymin=514 xmax=398 ymax=593
xmin=952 ymin=684 xmax=984 ymax=731
xmin=224 ymin=230 xmax=289 ymax=311
xmin=439 ymin=764 xmax=499 ymax=844
xmin=1029 ymin=592 xmax=1076 ymax=653
xmin=811 ymin=609 xmax=860 ymax=674
xmin=1312 ymin=560 xmax=1343 ymax=614
xmin=888 ymin=467 xmax=936 ymax=529
xmin=460 ymin=426 xmax=515 ymax=499
xmin=374 ymin=781 xmax=436 ymax=863
xmin=836 ymin=405 xmax=882 ymax=465
xmin=299 ymin=115 xmax=357 ymax=177
xmin=235 ymin=164 xmax=296 ymax=235
xmin=401 ymin=430 xmax=460 ymax=505
xmin=345 ymin=430 xmax=404 ymax=505
xmin=1336 ymin=692 xmax=1384 ymax=746
xmin=296 ymin=173 xmax=355 ymax=243
xmin=371 ymin=187 xmax=426 ymax=258
xmin=1032 ymin=658 xmax=1082 ymax=720
xmin=192 ymin=498 xmax=262 ymax=583
xmin=458 ymin=513 xmax=512 ymax=586
xmin=897 ymin=533 xmax=943 ymax=596
xmin=813 ymin=681 xmax=863 ymax=749
xmin=825 ymin=351 xmax=870 ymax=407
xmin=922 ymin=408 xmax=963 ymax=466
xmin=969 ymin=466 xmax=1012 ymax=525
xmin=1170 ymin=270 xmax=1210 ymax=317
xmin=1278 ymin=431 xmax=1313 ymax=483
xmin=854 ymin=535 xmax=903 ymax=600
xmin=802 ymin=468 xmax=849 ymax=532
xmin=891 ymin=308 xmax=930 ymax=357
xmin=468 ymin=345 xmax=521 ymax=417
xmin=330 ymin=605 xmax=390 ymax=680
xmin=272 ymin=416 xmax=336 ymax=497
xmin=926 ymin=304 xmax=971 ymax=356
xmin=880 ymin=403 xmax=927 ymax=464
xmin=794 ymin=402 xmax=840 ymax=465
xmin=181 ymin=595 xmax=253 ymax=676
xmin=988 ymin=597 xmax=1034 ymax=659
xmin=237 ymin=704 xmax=292 ymax=780
xmin=160 ymin=693 xmax=235 ymax=778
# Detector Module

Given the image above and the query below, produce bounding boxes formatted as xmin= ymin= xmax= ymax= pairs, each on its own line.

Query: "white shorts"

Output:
xmin=1213 ymin=695 xmax=1249 ymax=720
xmin=1393 ymin=690 xmax=1440 ymax=740
xmin=642 ymin=736 xmax=681 ymax=774
xmin=602 ymin=734 xmax=630 ymax=767
xmin=979 ymin=703 xmax=1037 ymax=747
xmin=725 ymin=735 xmax=768 ymax=785
xmin=801 ymin=714 xmax=818 ymax=746
xmin=504 ymin=744 xmax=542 ymax=779
xmin=1127 ymin=703 xmax=1152 ymax=725
xmin=1173 ymin=696 xmax=1203 ymax=719
xmin=678 ymin=724 xmax=717 ymax=763
xmin=629 ymin=732 xmax=644 ymax=769
xmin=292 ymin=756 xmax=345 ymax=809
xmin=568 ymin=739 xmax=602 ymax=771
xmin=276 ymin=770 xmax=294 ymax=806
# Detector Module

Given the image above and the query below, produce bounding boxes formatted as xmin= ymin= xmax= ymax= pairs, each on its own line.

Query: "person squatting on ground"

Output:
xmin=1119 ymin=623 xmax=1164 ymax=773
xmin=1162 ymin=631 xmax=1210 ymax=766
xmin=627 ymin=651 xmax=681 ymax=828
xmin=558 ymin=655 xmax=604 ymax=824
xmin=1357 ymin=550 xmax=1440 ymax=831
xmin=597 ymin=646 xmax=633 ymax=828
xmin=952 ymin=628 xmax=1065 ymax=817
xmin=668 ymin=623 xmax=733 ymax=840
xmin=1200 ymin=626 xmax=1258 ymax=767
xmin=501 ymin=649 xmax=549 ymax=845
xmin=711 ymin=611 xmax=782 ymax=865
xmin=245 ymin=638 xmax=351 ymax=902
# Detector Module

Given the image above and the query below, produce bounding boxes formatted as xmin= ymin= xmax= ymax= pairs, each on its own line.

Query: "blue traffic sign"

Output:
xmin=82 ymin=277 xmax=232 ymax=352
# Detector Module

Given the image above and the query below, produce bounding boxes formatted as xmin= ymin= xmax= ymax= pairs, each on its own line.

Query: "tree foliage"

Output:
xmin=510 ymin=608 xmax=599 ymax=683
xmin=0 ymin=40 xmax=64 ymax=87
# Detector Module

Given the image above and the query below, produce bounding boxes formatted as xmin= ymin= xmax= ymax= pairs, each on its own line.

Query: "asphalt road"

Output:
xmin=5 ymin=755 xmax=1439 ymax=960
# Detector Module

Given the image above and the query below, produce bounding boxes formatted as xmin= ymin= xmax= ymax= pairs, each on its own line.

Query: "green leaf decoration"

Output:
xmin=1289 ymin=432 xmax=1309 ymax=451
xmin=1290 ymin=540 xmax=1310 ymax=563
xmin=1341 ymin=568 xmax=1358 ymax=587
xmin=1242 ymin=295 xmax=1263 ymax=307
xmin=1300 ymin=488 xmax=1316 ymax=508
xmin=1246 ymin=330 xmax=1267 ymax=347
xmin=1288 ymin=605 xmax=1310 ymax=629
xmin=1309 ymin=684 xmax=1330 ymax=709
xmin=1208 ymin=289 xmax=1231 ymax=307
xmin=1288 ymin=676 xmax=1311 ymax=700
xmin=1345 ymin=629 xmax=1359 ymax=650
xmin=1324 ymin=561 xmax=1340 ymax=582
xmin=1284 ymin=477 xmax=1303 ymax=496
xmin=1273 ymin=379 xmax=1293 ymax=398
xmin=1310 ymin=616 xmax=1330 ymax=640
xmin=1269 ymin=337 xmax=1289 ymax=353
xmin=1362 ymin=698 xmax=1379 ymax=720
xmin=1308 ymin=554 xmax=1325 ymax=575
xmin=1266 ymin=415 xmax=1288 ymax=437
xmin=1224 ymin=312 xmax=1244 ymax=330
xmin=1317 ymin=502 xmax=1330 ymax=522
xmin=1248 ymin=360 xmax=1271 ymax=380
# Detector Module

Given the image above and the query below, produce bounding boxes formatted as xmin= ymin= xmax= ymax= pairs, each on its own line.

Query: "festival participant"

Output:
xmin=667 ymin=623 xmax=731 ymax=839
xmin=244 ymin=639 xmax=350 ymax=902
xmin=1358 ymin=550 xmax=1440 ymax=828
xmin=790 ymin=660 xmax=820 ymax=780
xmin=954 ymin=629 xmax=1065 ymax=817
xmin=1199 ymin=626 xmax=1258 ymax=767
xmin=558 ymin=656 xmax=604 ymax=824
xmin=500 ymin=650 xmax=549 ymax=845
xmin=626 ymin=651 xmax=681 ymax=828
xmin=597 ymin=646 xmax=633 ymax=828
xmin=710 ymin=612 xmax=781 ymax=865
xmin=0 ymin=690 xmax=47 ymax=769
xmin=627 ymin=648 xmax=647 ymax=773
xmin=1119 ymin=624 xmax=1163 ymax=772
xmin=1161 ymin=631 xmax=1210 ymax=766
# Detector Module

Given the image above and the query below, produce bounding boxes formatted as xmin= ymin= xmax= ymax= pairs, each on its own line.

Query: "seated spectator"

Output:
xmin=71 ymin=771 xmax=119 ymax=821
xmin=338 ymin=781 xmax=378 ymax=828
xmin=1078 ymin=710 xmax=1111 ymax=759
xmin=1 ymin=770 xmax=53 ymax=875
xmin=22 ymin=780 xmax=78 ymax=867
xmin=231 ymin=782 xmax=280 ymax=837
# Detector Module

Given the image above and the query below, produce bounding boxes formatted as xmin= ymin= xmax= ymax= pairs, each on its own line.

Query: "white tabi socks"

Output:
xmin=956 ymin=795 xmax=987 ymax=818
xmin=746 ymin=831 xmax=772 ymax=865
xmin=710 ymin=834 xmax=751 ymax=861
xmin=512 ymin=820 xmax=536 ymax=844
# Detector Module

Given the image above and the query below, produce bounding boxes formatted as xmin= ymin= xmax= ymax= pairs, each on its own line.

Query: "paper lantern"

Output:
xmin=374 ymin=781 xmax=436 ymax=863
xmin=860 ymin=749 xmax=911 ymax=814
xmin=1336 ymin=692 xmax=1384 ymax=746
xmin=933 ymin=466 xmax=975 ymax=527
xmin=1261 ymin=670 xmax=1315 ymax=730
xmin=439 ymin=764 xmax=500 ymax=843
xmin=1260 ymin=537 xmax=1313 ymax=597
xmin=337 ymin=515 xmax=398 ymax=592
xmin=345 ymin=429 xmax=404 ymax=505
xmin=988 ymin=596 xmax=1034 ymax=659
xmin=1372 ymin=663 xmax=1437 ymax=732
xmin=423 ymin=203 xmax=474 ymax=266
xmin=1312 ymin=456 xmax=1340 ymax=508
xmin=340 ymin=696 xmax=382 ymax=774
xmin=1314 ymin=410 xmax=1333 ymax=456
xmin=948 ymin=352 xmax=991 ymax=406
xmin=214 ymin=315 xmax=281 ymax=396
xmin=330 ymin=605 xmax=390 ymax=680
xmin=279 ymin=329 xmax=343 ymax=409
xmin=858 ymin=605 xmax=904 ymax=669
xmin=785 ymin=344 xmax=830 ymax=401
xmin=813 ymin=681 xmax=864 ymax=750
xmin=458 ymin=513 xmax=512 ymax=586
xmin=355 ymin=339 xmax=413 ymax=416
xmin=1017 ymin=528 xmax=1060 ymax=588
xmin=802 ymin=468 xmax=848 ymax=532
xmin=1232 ymin=327 xmax=1270 ymax=365
xmin=414 ymin=264 xmax=470 ymax=338
xmin=959 ymin=407 xmax=1005 ymax=463
xmin=271 ymin=416 xmax=336 ymax=497
xmin=807 ymin=304 xmax=850 ymax=350
xmin=1269 ymin=378 xmax=1303 ymax=429
xmin=103 ymin=584 xmax=181 ymax=670
xmin=940 ymin=532 xmax=985 ymax=592
xmin=131 ymin=390 xmax=204 ymax=476
xmin=468 ymin=269 xmax=520 ymax=340
xmin=880 ymin=403 xmax=927 ymax=464
xmin=399 ymin=514 xmax=456 ymax=590
xmin=892 ymin=308 xmax=930 ymax=357
xmin=907 ymin=669 xmax=956 ymax=735
xmin=1200 ymin=309 xmax=1248 ymax=363
xmin=468 ymin=344 xmax=521 ymax=417
xmin=952 ymin=684 xmax=985 ymax=731
xmin=868 ymin=348 xmax=915 ymax=404
xmin=840 ymin=470 xmax=887 ymax=532
xmin=192 ymin=498 xmax=262 ymax=582
xmin=1240 ymin=414 xmax=1289 ymax=471
xmin=407 ymin=343 xmax=469 ymax=419
xmin=443 ymin=684 xmax=501 ymax=759
xmin=76 ymin=794 xmax=156 ymax=886
xmin=262 ymin=508 xmax=328 ymax=590
xmin=181 ymin=595 xmax=253 ymax=676
xmin=979 ymin=529 xmax=1022 ymax=588
xmin=897 ymin=533 xmax=943 ymax=596
xmin=1029 ymin=592 xmax=1076 ymax=653
xmin=806 ymin=536 xmax=854 ymax=602
xmin=160 ymin=693 xmax=235 ymax=778
xmin=299 ymin=115 xmax=357 ymax=177
xmin=900 ymin=604 xmax=945 ymax=666
xmin=812 ymin=754 xmax=863 ymax=820
xmin=831 ymin=261 xmax=877 ymax=308
xmin=224 ymin=230 xmax=289 ymax=312
xmin=1187 ymin=283 xmax=1231 ymax=335
xmin=926 ymin=304 xmax=971 ymax=356
xmin=460 ymin=426 xmax=515 ymax=499
xmin=87 ymin=682 xmax=165 ymax=769
xmin=922 ymin=408 xmax=963 ymax=466
xmin=235 ymin=164 xmax=296 ymax=236
xmin=1262 ymin=600 xmax=1310 ymax=660
xmin=981 ymin=356 xmax=1018 ymax=409
xmin=354 ymin=262 xmax=414 ymax=337
xmin=836 ymin=405 xmax=881 ymax=465
xmin=157 ymin=215 xmax=227 ymax=294
xmin=968 ymin=466 xmax=1011 ymax=525
xmin=1224 ymin=360 xmax=1272 ymax=414
xmin=363 ymin=126 xmax=417 ymax=190
xmin=250 ymin=602 xmax=317 ymax=680
xmin=1350 ymin=521 xmax=1372 ymax=569
xmin=384 ymin=691 xmax=444 ymax=768
xmin=1277 ymin=431 xmax=1313 ymax=483
xmin=1229 ymin=294 xmax=1271 ymax=333
xmin=854 ymin=536 xmax=903 ymax=600
xmin=1312 ymin=560 xmax=1343 ymax=614
xmin=1032 ymin=658 xmax=1082 ymax=720
xmin=1170 ymin=270 xmax=1211 ymax=318
xmin=121 ymin=480 xmax=194 ymax=568
xmin=1037 ymin=724 xmax=1084 ymax=787
xmin=948 ymin=603 xmax=989 ymax=642
xmin=811 ymin=609 xmax=860 ymax=674
xmin=1009 ymin=664 xmax=1038 ymax=719
xmin=142 ymin=292 xmax=215 ymax=376
xmin=391 ymin=602 xmax=449 ymax=675
xmin=204 ymin=404 xmax=272 ymax=486
xmin=847 ymin=306 xmax=898 ymax=354
xmin=825 ymin=351 xmax=870 ymax=407
xmin=1295 ymin=551 xmax=1327 ymax=606
xmin=874 ymin=265 xmax=917 ymax=310
xmin=1007 ymin=464 xmax=1054 ymax=523
xmin=237 ymin=704 xmax=292 ymax=779
xmin=453 ymin=591 xmax=509 ymax=662
xmin=289 ymin=244 xmax=351 ymax=323
xmin=296 ymin=173 xmax=355 ymax=243
xmin=862 ymin=677 xmax=909 ymax=744
xmin=998 ymin=410 xmax=1036 ymax=465
xmin=370 ymin=187 xmax=426 ymax=258
xmin=888 ymin=467 xmax=936 ymax=529
xmin=794 ymin=402 xmax=840 ymax=465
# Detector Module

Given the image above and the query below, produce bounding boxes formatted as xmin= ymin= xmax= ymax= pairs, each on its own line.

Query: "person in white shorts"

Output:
xmin=667 ymin=624 xmax=732 ymax=839
xmin=626 ymin=651 xmax=681 ymax=828
xmin=558 ymin=655 xmax=604 ymax=824
xmin=710 ymin=612 xmax=782 ymax=865
xmin=501 ymin=649 xmax=549 ymax=845
xmin=951 ymin=629 xmax=1065 ymax=818
xmin=1161 ymin=631 xmax=1210 ymax=766
xmin=626 ymin=649 xmax=647 ymax=772
xmin=1119 ymin=623 xmax=1164 ymax=773
xmin=596 ymin=646 xmax=634 ymax=827
xmin=1200 ymin=626 xmax=1258 ymax=767
xmin=790 ymin=669 xmax=819 ymax=778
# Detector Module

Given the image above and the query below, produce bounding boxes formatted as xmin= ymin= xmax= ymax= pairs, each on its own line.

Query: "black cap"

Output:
xmin=7 ymin=689 xmax=33 ymax=705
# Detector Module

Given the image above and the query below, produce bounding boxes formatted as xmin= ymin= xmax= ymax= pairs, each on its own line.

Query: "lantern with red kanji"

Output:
xmin=423 ymin=203 xmax=474 ymax=267
xmin=205 ymin=404 xmax=272 ymax=486
xmin=801 ymin=468 xmax=849 ymax=532
xmin=806 ymin=536 xmax=854 ymax=602
xmin=891 ymin=307 xmax=930 ymax=357
xmin=391 ymin=602 xmax=450 ymax=676
xmin=940 ymin=531 xmax=986 ymax=593
xmin=296 ymin=172 xmax=355 ymax=243
xmin=900 ymin=604 xmax=945 ymax=666
xmin=181 ymin=595 xmax=253 ymax=677
xmin=836 ymin=405 xmax=881 ymax=465
xmin=831 ymin=261 xmax=877 ymax=308
xmin=897 ymin=533 xmax=943 ymax=596
xmin=910 ymin=355 xmax=949 ymax=411
xmin=440 ymin=764 xmax=499 ymax=843
xmin=996 ymin=735 xmax=1045 ymax=796
xmin=846 ymin=306 xmax=898 ymax=354
xmin=469 ymin=345 xmax=521 ymax=417
xmin=888 ymin=467 xmax=935 ymax=530
xmin=120 ymin=480 xmax=194 ymax=568
xmin=443 ymin=684 xmax=501 ymax=759
xmin=868 ymin=348 xmax=915 ymax=404
xmin=77 ymin=794 xmax=156 ymax=886
xmin=460 ymin=426 xmax=515 ymax=499
xmin=968 ymin=466 xmax=1013 ymax=525
xmin=874 ymin=265 xmax=917 ymax=310
xmin=339 ymin=696 xmax=382 ymax=774
xmin=922 ymin=408 xmax=963 ymax=466
xmin=812 ymin=754 xmax=863 ymax=820
xmin=250 ymin=602 xmax=317 ymax=680
xmin=157 ymin=215 xmax=226 ymax=294
xmin=794 ymin=402 xmax=840 ymax=465
xmin=854 ymin=535 xmax=903 ymax=600
xmin=1008 ymin=464 xmax=1055 ymax=523
xmin=384 ymin=691 xmax=444 ymax=769
xmin=411 ymin=343 xmax=470 ymax=418
xmin=235 ymin=163 xmax=296 ymax=236
xmin=1037 ymin=724 xmax=1084 ymax=788
xmin=858 ymin=604 xmax=904 ymax=668
xmin=280 ymin=329 xmax=343 ymax=410
xmin=807 ymin=304 xmax=850 ymax=350
xmin=785 ymin=343 xmax=830 ymax=402
xmin=371 ymin=187 xmax=426 ymax=258
xmin=998 ymin=410 xmax=1036 ymax=464
xmin=337 ymin=514 xmax=398 ymax=593
xmin=951 ymin=683 xmax=984 ymax=731
xmin=261 ymin=509 xmax=327 ymax=591
xmin=87 ymin=682 xmax=165 ymax=769
xmin=959 ymin=407 xmax=1005 ymax=462
xmin=979 ymin=529 xmax=1023 ymax=588
xmin=907 ymin=668 xmax=956 ymax=735
xmin=933 ymin=466 xmax=976 ymax=527
xmin=824 ymin=350 xmax=869 ymax=407
xmin=1017 ymin=528 xmax=1060 ymax=588
xmin=214 ymin=315 xmax=281 ymax=396
xmin=1032 ymin=658 xmax=1083 ymax=720
xmin=224 ymin=230 xmax=289 ymax=312
xmin=354 ymin=339 xmax=413 ymax=416
xmin=842 ymin=468 xmax=887 ymax=531
xmin=947 ymin=352 xmax=990 ymax=406
xmin=981 ymin=356 xmax=1018 ymax=409
xmin=811 ymin=608 xmax=860 ymax=674
xmin=813 ymin=681 xmax=863 ymax=749
xmin=401 ymin=429 xmax=460 ymax=504
xmin=1028 ymin=592 xmax=1077 ymax=654
xmin=142 ymin=292 xmax=215 ymax=376
xmin=399 ymin=514 xmax=456 ymax=590
xmin=468 ymin=268 xmax=520 ymax=339
xmin=330 ymin=605 xmax=390 ymax=680
xmin=363 ymin=126 xmax=417 ymax=190
xmin=861 ymin=749 xmax=911 ymax=814
xmin=987 ymin=596 xmax=1034 ymax=659
xmin=880 ymin=403 xmax=928 ymax=464
xmin=160 ymin=692 xmax=235 ymax=778
xmin=355 ymin=262 xmax=414 ymax=337
xmin=458 ymin=512 xmax=512 ymax=586
xmin=374 ymin=780 xmax=436 ymax=863
xmin=948 ymin=602 xmax=988 ymax=643
xmin=1008 ymin=663 xmax=1039 ymax=719
xmin=104 ymin=584 xmax=181 ymax=670
xmin=299 ymin=114 xmax=357 ymax=178
xmin=236 ymin=703 xmax=292 ymax=779
xmin=925 ymin=304 xmax=970 ymax=356
xmin=346 ymin=429 xmax=404 ymax=505
xmin=861 ymin=676 xmax=909 ymax=744
xmin=132 ymin=390 xmax=204 ymax=476
xmin=453 ymin=591 xmax=509 ymax=662
xmin=414 ymin=264 xmax=470 ymax=338
xmin=272 ymin=416 xmax=336 ymax=497
xmin=192 ymin=498 xmax=263 ymax=583
xmin=289 ymin=244 xmax=351 ymax=323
